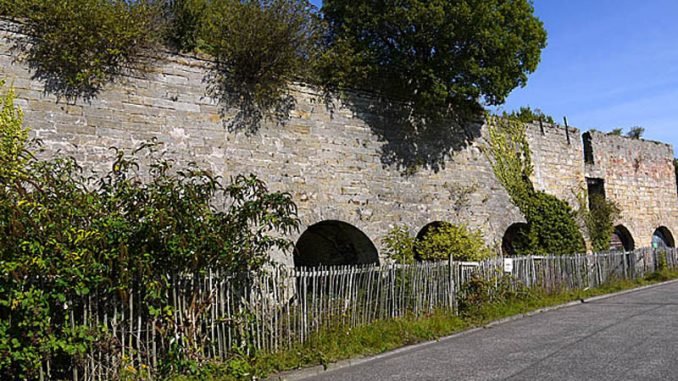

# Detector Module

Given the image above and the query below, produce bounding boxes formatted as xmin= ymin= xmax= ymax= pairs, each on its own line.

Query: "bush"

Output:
xmin=382 ymin=225 xmax=416 ymax=264
xmin=162 ymin=0 xmax=208 ymax=53
xmin=11 ymin=0 xmax=162 ymax=99
xmin=521 ymin=191 xmax=586 ymax=255
xmin=415 ymin=223 xmax=492 ymax=262
xmin=201 ymin=0 xmax=321 ymax=130
xmin=582 ymin=193 xmax=621 ymax=252
xmin=0 ymin=83 xmax=300 ymax=379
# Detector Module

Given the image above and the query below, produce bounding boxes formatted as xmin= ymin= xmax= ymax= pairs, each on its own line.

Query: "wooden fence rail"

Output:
xmin=44 ymin=247 xmax=678 ymax=380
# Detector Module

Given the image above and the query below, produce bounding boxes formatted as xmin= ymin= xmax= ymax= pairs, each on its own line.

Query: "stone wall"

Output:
xmin=1 ymin=22 xmax=676 ymax=264
xmin=0 ymin=24 xmax=526 ymax=266
xmin=527 ymin=122 xmax=586 ymax=207
xmin=585 ymin=131 xmax=678 ymax=248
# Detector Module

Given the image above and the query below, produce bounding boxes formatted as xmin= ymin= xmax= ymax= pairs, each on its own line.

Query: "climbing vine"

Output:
xmin=486 ymin=115 xmax=585 ymax=255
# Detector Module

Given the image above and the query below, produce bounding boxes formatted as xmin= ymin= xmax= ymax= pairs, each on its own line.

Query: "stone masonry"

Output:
xmin=0 ymin=23 xmax=676 ymax=266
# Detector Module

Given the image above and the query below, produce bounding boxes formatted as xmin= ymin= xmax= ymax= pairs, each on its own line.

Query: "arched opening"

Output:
xmin=652 ymin=226 xmax=675 ymax=249
xmin=610 ymin=225 xmax=635 ymax=252
xmin=414 ymin=221 xmax=449 ymax=261
xmin=293 ymin=220 xmax=379 ymax=267
xmin=502 ymin=223 xmax=529 ymax=257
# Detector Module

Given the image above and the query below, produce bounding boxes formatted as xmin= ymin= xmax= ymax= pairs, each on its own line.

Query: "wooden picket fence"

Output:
xmin=47 ymin=247 xmax=678 ymax=380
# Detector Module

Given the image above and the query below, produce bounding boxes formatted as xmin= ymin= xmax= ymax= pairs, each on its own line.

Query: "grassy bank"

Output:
xmin=170 ymin=269 xmax=678 ymax=381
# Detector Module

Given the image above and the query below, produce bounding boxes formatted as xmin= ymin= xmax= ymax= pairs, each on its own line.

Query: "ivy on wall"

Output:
xmin=486 ymin=115 xmax=585 ymax=255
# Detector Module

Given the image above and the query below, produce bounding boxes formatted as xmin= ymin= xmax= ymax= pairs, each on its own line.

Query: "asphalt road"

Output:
xmin=300 ymin=281 xmax=678 ymax=381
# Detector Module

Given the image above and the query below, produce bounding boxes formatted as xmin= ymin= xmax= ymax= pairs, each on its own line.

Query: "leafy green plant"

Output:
xmin=162 ymin=0 xmax=209 ymax=53
xmin=0 ymin=82 xmax=300 ymax=378
xmin=581 ymin=193 xmax=621 ymax=252
xmin=415 ymin=223 xmax=492 ymax=262
xmin=11 ymin=0 xmax=162 ymax=99
xmin=382 ymin=225 xmax=416 ymax=264
xmin=503 ymin=106 xmax=555 ymax=124
xmin=201 ymin=0 xmax=321 ymax=131
xmin=320 ymin=0 xmax=547 ymax=115
xmin=486 ymin=115 xmax=585 ymax=255
xmin=626 ymin=126 xmax=645 ymax=139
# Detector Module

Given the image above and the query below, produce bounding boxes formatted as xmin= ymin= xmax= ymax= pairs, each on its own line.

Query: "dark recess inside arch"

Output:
xmin=294 ymin=220 xmax=379 ymax=267
xmin=414 ymin=221 xmax=450 ymax=261
xmin=652 ymin=226 xmax=675 ymax=249
xmin=610 ymin=225 xmax=635 ymax=252
xmin=502 ymin=223 xmax=529 ymax=257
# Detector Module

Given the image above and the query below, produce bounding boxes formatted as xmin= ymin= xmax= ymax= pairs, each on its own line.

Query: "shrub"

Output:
xmin=162 ymin=0 xmax=209 ymax=53
xmin=0 ymin=83 xmax=300 ymax=378
xmin=415 ymin=223 xmax=492 ymax=262
xmin=12 ymin=0 xmax=162 ymax=99
xmin=201 ymin=0 xmax=321 ymax=130
xmin=582 ymin=193 xmax=621 ymax=252
xmin=382 ymin=225 xmax=416 ymax=264
xmin=521 ymin=191 xmax=585 ymax=255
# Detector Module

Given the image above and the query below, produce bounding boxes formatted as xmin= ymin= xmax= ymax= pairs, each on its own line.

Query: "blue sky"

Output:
xmin=311 ymin=0 xmax=678 ymax=150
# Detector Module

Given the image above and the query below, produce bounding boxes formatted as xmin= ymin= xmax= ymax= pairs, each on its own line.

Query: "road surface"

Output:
xmin=300 ymin=281 xmax=678 ymax=381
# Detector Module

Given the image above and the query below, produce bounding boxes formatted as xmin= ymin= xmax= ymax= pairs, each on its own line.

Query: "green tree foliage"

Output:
xmin=608 ymin=128 xmax=623 ymax=136
xmin=201 ymin=0 xmax=321 ymax=129
xmin=0 ymin=84 xmax=299 ymax=378
xmin=382 ymin=225 xmax=416 ymax=264
xmin=626 ymin=126 xmax=645 ymax=139
xmin=504 ymin=106 xmax=555 ymax=124
xmin=486 ymin=115 xmax=585 ymax=255
xmin=7 ymin=0 xmax=162 ymax=99
xmin=581 ymin=194 xmax=621 ymax=252
xmin=162 ymin=0 xmax=209 ymax=53
xmin=320 ymin=0 xmax=547 ymax=114
xmin=415 ymin=223 xmax=492 ymax=262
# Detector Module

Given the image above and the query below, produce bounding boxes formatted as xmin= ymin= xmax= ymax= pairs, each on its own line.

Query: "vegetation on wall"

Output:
xmin=163 ymin=0 xmax=209 ymax=53
xmin=0 ymin=83 xmax=300 ymax=379
xmin=580 ymin=193 xmax=621 ymax=252
xmin=201 ymin=0 xmax=321 ymax=131
xmin=626 ymin=126 xmax=645 ymax=139
xmin=6 ymin=0 xmax=162 ymax=99
xmin=486 ymin=115 xmax=585 ymax=255
xmin=1 ymin=0 xmax=547 ymax=129
xmin=503 ymin=106 xmax=555 ymax=124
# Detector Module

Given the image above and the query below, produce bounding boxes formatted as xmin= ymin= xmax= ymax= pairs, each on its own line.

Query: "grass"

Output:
xmin=169 ymin=269 xmax=678 ymax=380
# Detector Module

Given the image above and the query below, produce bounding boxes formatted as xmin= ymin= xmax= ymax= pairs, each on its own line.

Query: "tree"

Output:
xmin=608 ymin=128 xmax=623 ymax=136
xmin=320 ymin=0 xmax=547 ymax=114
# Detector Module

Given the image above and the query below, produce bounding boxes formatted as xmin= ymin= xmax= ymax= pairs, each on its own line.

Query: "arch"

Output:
xmin=293 ymin=220 xmax=379 ymax=267
xmin=501 ymin=223 xmax=529 ymax=257
xmin=652 ymin=226 xmax=675 ymax=249
xmin=610 ymin=225 xmax=635 ymax=252
xmin=414 ymin=221 xmax=450 ymax=261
